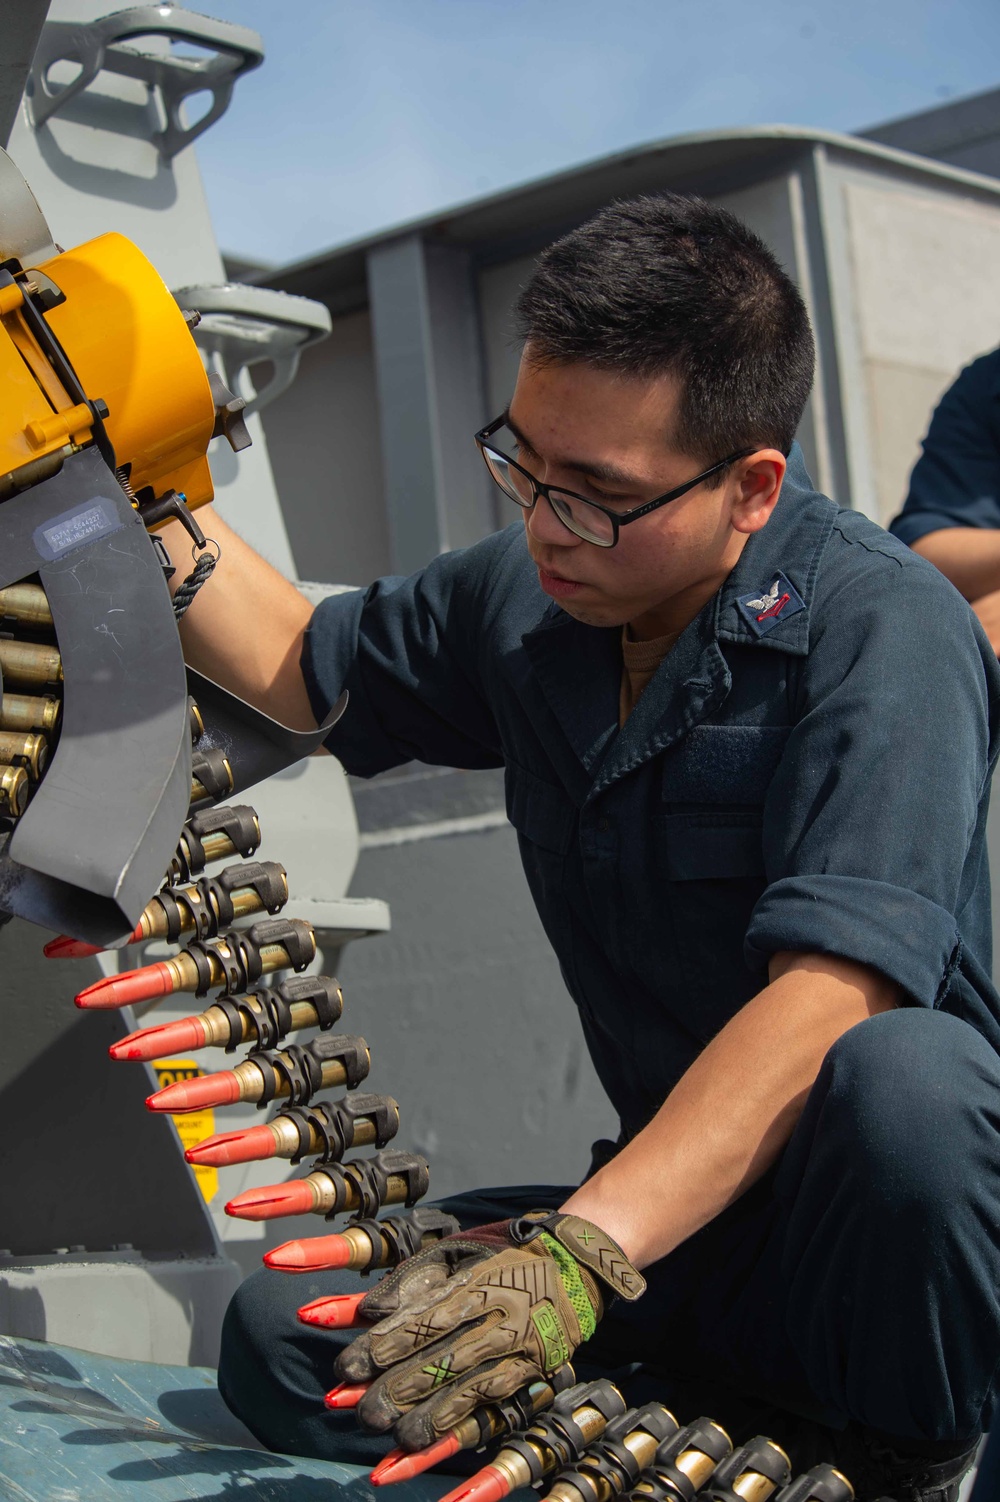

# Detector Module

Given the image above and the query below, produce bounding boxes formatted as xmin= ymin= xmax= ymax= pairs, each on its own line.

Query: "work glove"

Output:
xmin=334 ymin=1210 xmax=645 ymax=1449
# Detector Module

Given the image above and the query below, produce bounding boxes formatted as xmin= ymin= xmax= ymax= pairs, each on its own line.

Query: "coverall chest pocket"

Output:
xmin=651 ymin=725 xmax=790 ymax=1036
xmin=505 ymin=761 xmax=577 ymax=904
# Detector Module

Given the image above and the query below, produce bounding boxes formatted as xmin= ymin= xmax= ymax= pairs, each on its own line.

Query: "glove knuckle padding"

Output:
xmin=394 ymin=1356 xmax=539 ymax=1449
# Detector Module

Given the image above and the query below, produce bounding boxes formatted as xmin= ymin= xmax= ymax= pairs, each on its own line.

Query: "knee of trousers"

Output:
xmin=218 ymin=1262 xmax=366 ymax=1446
xmin=801 ymin=1006 xmax=1000 ymax=1217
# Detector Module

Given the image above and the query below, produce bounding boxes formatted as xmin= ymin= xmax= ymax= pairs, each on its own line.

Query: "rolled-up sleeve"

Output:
xmin=745 ymin=555 xmax=1000 ymax=1004
xmin=890 ymin=350 xmax=1000 ymax=546
xmin=301 ymin=537 xmax=506 ymax=778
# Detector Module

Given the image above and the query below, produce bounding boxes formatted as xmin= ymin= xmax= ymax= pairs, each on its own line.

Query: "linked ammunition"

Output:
xmin=324 ymin=1382 xmax=369 ymax=1410
xmin=133 ymin=859 xmax=287 ymax=945
xmin=190 ymin=747 xmax=234 ymax=808
xmin=224 ymin=1148 xmax=430 ymax=1222
xmin=108 ymin=975 xmax=343 ymax=1061
xmin=0 ymin=731 xmax=47 ymax=780
xmin=48 ymin=860 xmax=288 ymax=957
xmin=0 ymin=764 xmax=28 ymax=817
xmin=169 ymin=804 xmax=261 ymax=882
xmin=0 ymin=638 xmax=62 ymax=687
xmin=185 ymin=1090 xmax=395 ymax=1161
xmin=371 ymin=1367 xmax=577 ymax=1485
xmin=74 ymin=916 xmax=316 ymax=1008
xmin=0 ymin=582 xmax=53 ymax=629
xmin=436 ymin=1381 xmax=628 ymax=1502
xmin=189 ymin=698 xmax=205 ymax=744
xmin=0 ymin=692 xmax=60 ymax=734
xmin=297 ymin=1289 xmax=370 ymax=1329
xmin=266 ymin=1205 xmax=460 ymax=1274
xmin=630 ymin=1417 xmax=732 ymax=1502
xmin=773 ymin=1467 xmax=853 ymax=1502
xmin=704 ymin=1437 xmax=791 ymax=1502
xmin=545 ymin=1404 xmax=677 ymax=1502
xmin=147 ymin=1032 xmax=371 ymax=1113
xmin=170 ymin=804 xmax=262 ymax=883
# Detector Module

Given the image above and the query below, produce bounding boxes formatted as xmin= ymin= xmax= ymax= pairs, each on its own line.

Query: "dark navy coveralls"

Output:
xmin=221 ymin=449 xmax=1000 ymax=1462
xmin=891 ymin=347 xmax=1000 ymax=547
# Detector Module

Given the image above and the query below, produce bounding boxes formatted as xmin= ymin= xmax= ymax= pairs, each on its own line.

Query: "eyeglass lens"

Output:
xmin=481 ymin=444 xmax=617 ymax=546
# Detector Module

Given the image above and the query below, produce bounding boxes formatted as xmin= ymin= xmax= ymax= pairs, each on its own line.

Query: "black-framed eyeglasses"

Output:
xmin=475 ymin=415 xmax=753 ymax=548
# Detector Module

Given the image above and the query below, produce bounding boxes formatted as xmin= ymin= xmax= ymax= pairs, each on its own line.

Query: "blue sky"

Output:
xmin=195 ymin=0 xmax=1000 ymax=268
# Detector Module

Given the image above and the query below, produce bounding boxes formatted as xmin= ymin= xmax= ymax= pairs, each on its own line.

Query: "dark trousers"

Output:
xmin=219 ymin=1010 xmax=1000 ymax=1465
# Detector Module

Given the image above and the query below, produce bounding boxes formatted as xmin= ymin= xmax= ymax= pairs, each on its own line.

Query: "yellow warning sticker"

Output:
xmin=154 ymin=1059 xmax=218 ymax=1204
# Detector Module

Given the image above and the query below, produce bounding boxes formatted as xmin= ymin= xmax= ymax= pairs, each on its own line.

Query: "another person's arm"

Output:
xmin=890 ymin=350 xmax=1000 ymax=647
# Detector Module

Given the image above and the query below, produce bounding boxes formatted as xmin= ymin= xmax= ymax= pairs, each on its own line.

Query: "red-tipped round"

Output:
xmin=297 ymin=1291 xmax=369 ymax=1330
xmin=264 ymin=1234 xmax=354 ymax=1273
xmin=371 ymin=1433 xmax=462 ymax=1485
xmin=146 ymin=1070 xmax=241 ymax=1113
xmin=225 ymin=1179 xmax=316 ymax=1221
xmin=75 ymin=962 xmax=173 ymax=1009
xmin=436 ymin=1465 xmax=510 ymax=1502
xmin=323 ymin=1382 xmax=369 ymax=1410
xmin=109 ymin=1016 xmax=210 ymax=1063
xmin=185 ymin=1123 xmax=277 ymax=1166
xmin=44 ymin=934 xmax=105 ymax=959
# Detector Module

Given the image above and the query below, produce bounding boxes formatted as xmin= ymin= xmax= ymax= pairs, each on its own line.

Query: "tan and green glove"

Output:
xmin=334 ymin=1210 xmax=645 ymax=1449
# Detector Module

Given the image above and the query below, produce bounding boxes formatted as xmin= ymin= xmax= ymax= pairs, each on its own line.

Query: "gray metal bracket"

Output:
xmin=28 ymin=5 xmax=264 ymax=161
xmin=173 ymin=284 xmax=332 ymax=415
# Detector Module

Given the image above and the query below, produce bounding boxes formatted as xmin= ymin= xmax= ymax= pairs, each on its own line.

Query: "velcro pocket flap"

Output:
xmin=662 ymin=725 xmax=790 ymax=804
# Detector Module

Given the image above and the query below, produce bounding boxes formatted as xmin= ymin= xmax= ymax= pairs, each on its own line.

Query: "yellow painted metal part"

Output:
xmin=39 ymin=233 xmax=217 ymax=509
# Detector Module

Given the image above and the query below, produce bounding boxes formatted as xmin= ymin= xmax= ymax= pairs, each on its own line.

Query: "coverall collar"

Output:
xmin=519 ymin=444 xmax=835 ymax=795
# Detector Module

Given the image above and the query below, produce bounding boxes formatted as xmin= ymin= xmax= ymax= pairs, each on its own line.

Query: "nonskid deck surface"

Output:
xmin=0 ymin=1334 xmax=453 ymax=1502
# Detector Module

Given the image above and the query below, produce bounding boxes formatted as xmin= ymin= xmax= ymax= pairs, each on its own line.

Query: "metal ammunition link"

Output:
xmin=324 ymin=1149 xmax=430 ymax=1220
xmin=248 ymin=1033 xmax=370 ymax=1108
xmin=278 ymin=1091 xmax=397 ymax=1160
xmin=212 ymin=974 xmax=344 ymax=1052
xmin=705 ymin=1437 xmax=791 ymax=1502
xmin=488 ymin=1363 xmax=578 ymax=1440
xmin=631 ymin=1418 xmax=732 ymax=1502
xmin=508 ymin=1382 xmax=628 ymax=1483
xmin=184 ymin=916 xmax=315 ymax=997
xmin=157 ymin=860 xmax=287 ymax=942
xmin=343 ymin=1206 xmax=461 ymax=1274
xmin=190 ymin=746 xmax=234 ymax=808
xmin=170 ymin=803 xmax=261 ymax=881
xmin=773 ymin=1466 xmax=853 ymax=1502
xmin=556 ymin=1405 xmax=678 ymax=1502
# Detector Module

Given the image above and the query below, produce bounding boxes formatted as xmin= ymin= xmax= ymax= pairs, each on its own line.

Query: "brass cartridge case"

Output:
xmin=0 ymin=692 xmax=60 ymax=733
xmin=0 ymin=730 xmax=47 ymax=779
xmin=0 ymin=639 xmax=62 ymax=687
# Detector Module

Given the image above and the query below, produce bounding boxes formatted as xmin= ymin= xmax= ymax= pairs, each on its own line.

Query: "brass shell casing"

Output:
xmin=0 ymin=692 xmax=60 ymax=733
xmin=0 ymin=582 xmax=53 ymax=628
xmin=0 ymin=763 xmax=29 ymax=816
xmin=0 ymin=730 xmax=47 ymax=779
xmin=0 ymin=638 xmax=62 ymax=687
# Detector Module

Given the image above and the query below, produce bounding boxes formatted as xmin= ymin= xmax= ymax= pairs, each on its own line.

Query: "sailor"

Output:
xmin=890 ymin=345 xmax=1000 ymax=653
xmin=171 ymin=196 xmax=1000 ymax=1502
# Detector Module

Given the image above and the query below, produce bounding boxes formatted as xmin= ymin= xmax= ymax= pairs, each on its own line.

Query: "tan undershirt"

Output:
xmin=619 ymin=625 xmax=681 ymax=726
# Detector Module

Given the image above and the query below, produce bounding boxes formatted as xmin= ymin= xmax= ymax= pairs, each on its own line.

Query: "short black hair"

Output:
xmin=515 ymin=194 xmax=815 ymax=472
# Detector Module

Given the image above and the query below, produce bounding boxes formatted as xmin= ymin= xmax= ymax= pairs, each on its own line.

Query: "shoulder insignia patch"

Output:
xmin=737 ymin=571 xmax=806 ymax=638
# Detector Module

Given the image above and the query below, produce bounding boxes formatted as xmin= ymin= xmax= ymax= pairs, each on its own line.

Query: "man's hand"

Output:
xmin=334 ymin=1212 xmax=644 ymax=1450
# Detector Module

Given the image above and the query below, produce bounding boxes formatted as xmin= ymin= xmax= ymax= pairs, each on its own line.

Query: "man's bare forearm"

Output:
xmin=158 ymin=506 xmax=319 ymax=730
xmin=561 ymin=951 xmax=899 ymax=1269
xmin=911 ymin=527 xmax=1000 ymax=602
